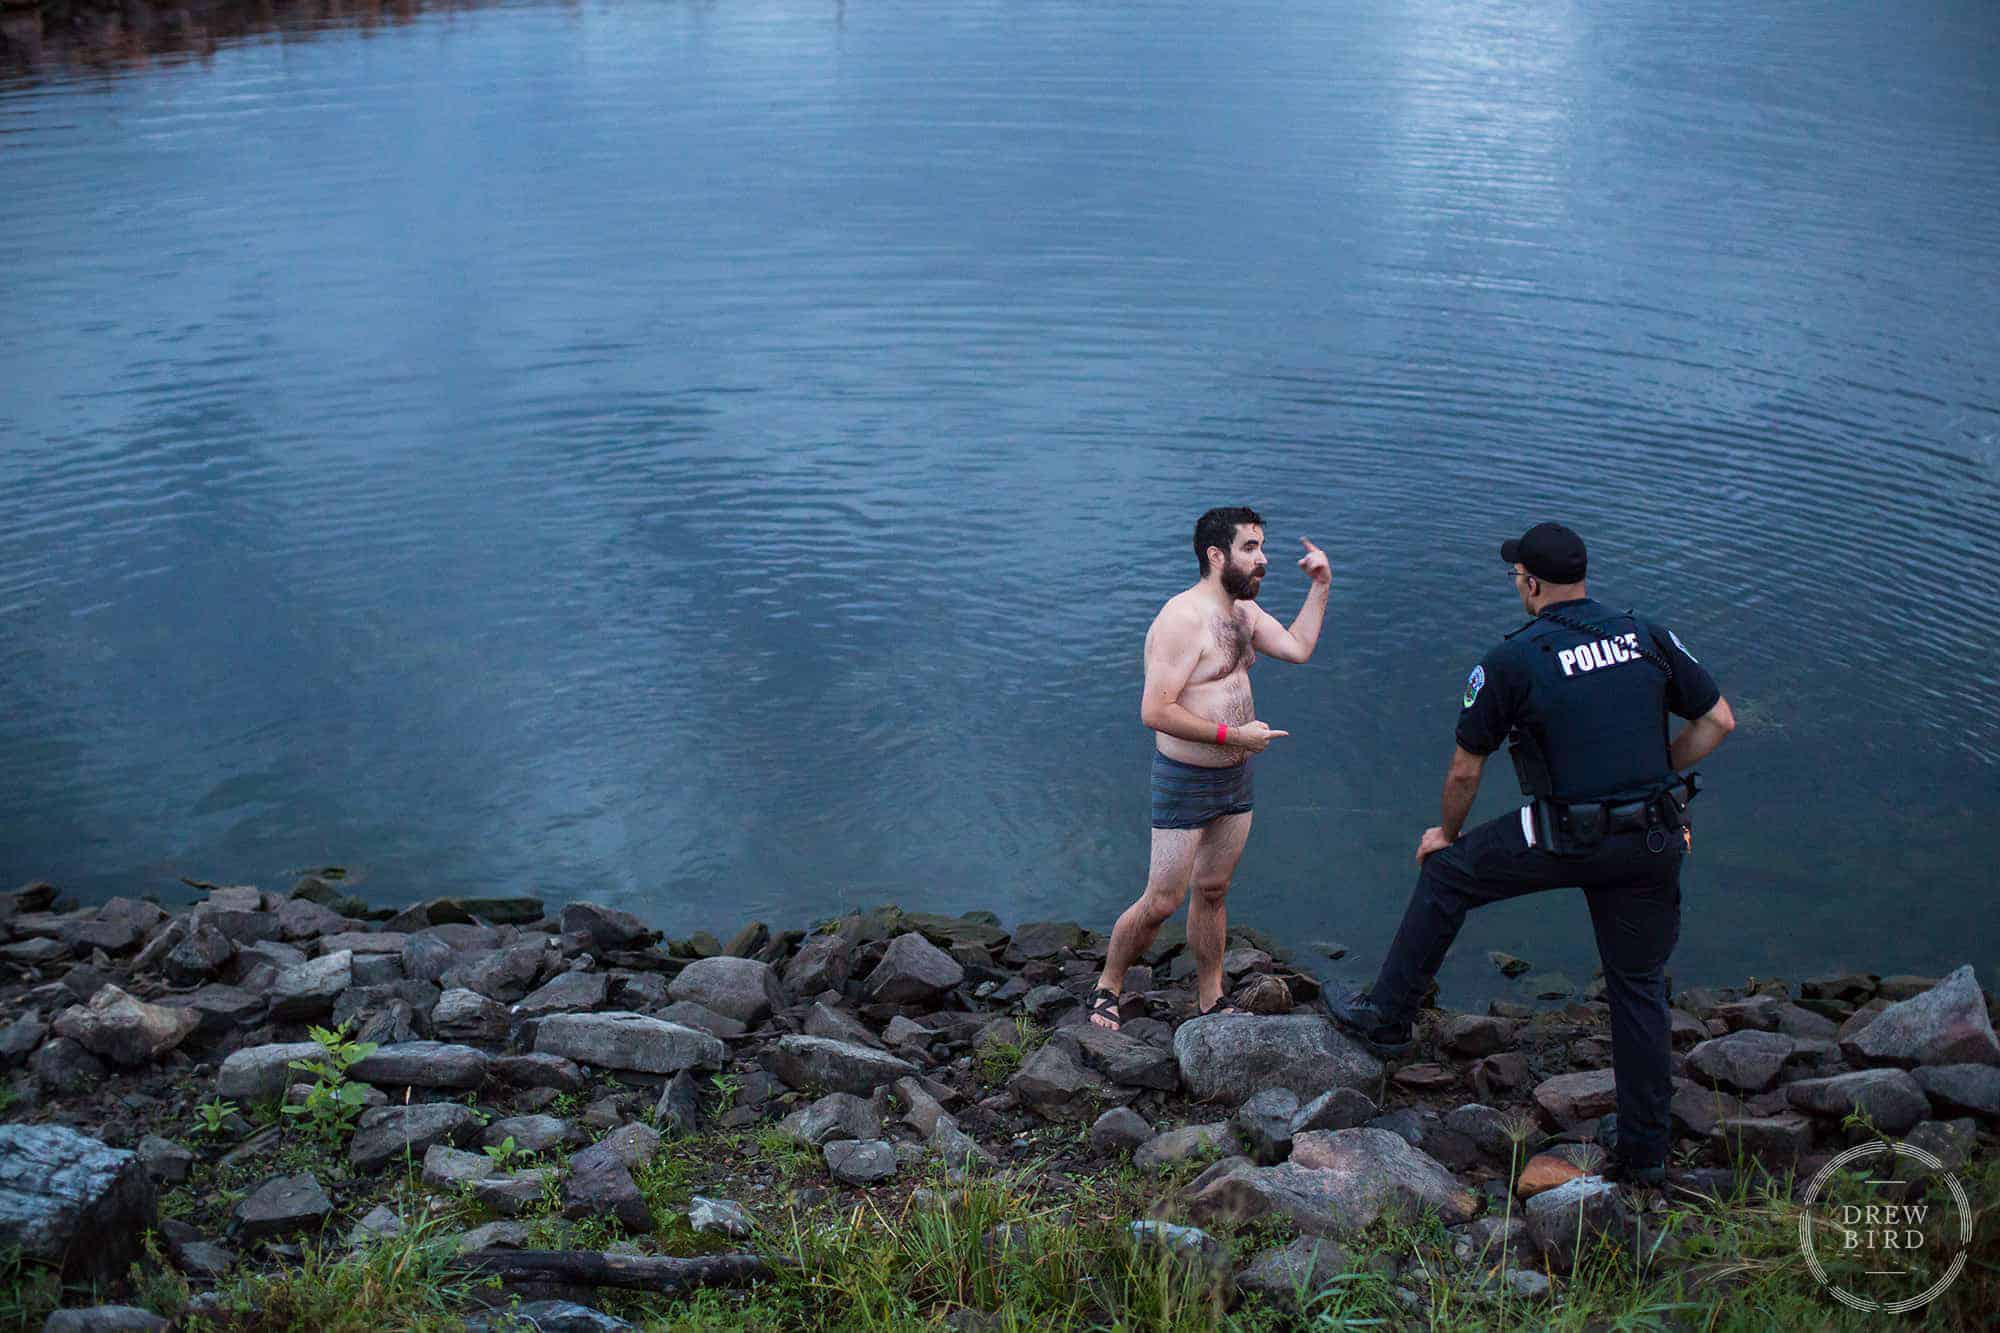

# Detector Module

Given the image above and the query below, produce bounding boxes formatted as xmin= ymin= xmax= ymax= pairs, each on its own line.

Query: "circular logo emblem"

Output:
xmin=1797 ymin=1141 xmax=1971 ymax=1313
xmin=1463 ymin=665 xmax=1485 ymax=709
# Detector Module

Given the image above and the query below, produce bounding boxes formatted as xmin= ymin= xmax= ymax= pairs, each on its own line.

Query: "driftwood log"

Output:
xmin=451 ymin=1248 xmax=775 ymax=1291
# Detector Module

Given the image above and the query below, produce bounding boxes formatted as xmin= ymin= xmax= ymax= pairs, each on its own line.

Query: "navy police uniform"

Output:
xmin=1365 ymin=592 xmax=1719 ymax=1171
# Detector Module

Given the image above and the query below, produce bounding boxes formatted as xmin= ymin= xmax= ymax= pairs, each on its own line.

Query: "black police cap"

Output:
xmin=1501 ymin=522 xmax=1588 ymax=583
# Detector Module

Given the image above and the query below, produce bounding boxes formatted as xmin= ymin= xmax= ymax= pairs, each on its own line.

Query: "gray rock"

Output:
xmin=0 ymin=1126 xmax=153 ymax=1285
xmin=267 ymin=950 xmax=353 ymax=1022
xmin=1840 ymin=965 xmax=2000 ymax=1068
xmin=928 ymin=1114 xmax=988 ymax=1171
xmin=135 ymin=1136 xmax=194 ymax=1185
xmin=824 ymin=1138 xmax=898 ymax=1185
xmin=171 ymin=1239 xmax=237 ymax=1278
xmin=232 ymin=1172 xmax=332 ymax=1241
xmin=668 ymin=956 xmax=785 ymax=1025
xmin=562 ymin=1142 xmax=651 ymax=1231
xmin=767 ymin=1035 xmax=918 ymax=1095
xmin=64 ymin=898 xmax=168 ymax=955
xmin=1189 ymin=1128 xmax=1478 ymax=1235
xmin=893 ymin=1076 xmax=947 ymax=1137
xmin=1235 ymin=1236 xmax=1353 ymax=1308
xmin=50 ymin=986 xmax=200 ymax=1067
xmin=803 ymin=1001 xmax=886 ymax=1049
xmin=1524 ymin=1176 xmax=1631 ymax=1274
xmin=1439 ymin=1013 xmax=1515 ymax=1057
xmin=41 ymin=1306 xmax=169 ymax=1332
xmin=467 ymin=1300 xmax=633 ymax=1333
xmin=560 ymin=902 xmax=660 ymax=952
xmin=1686 ymin=1030 xmax=1796 ymax=1093
xmin=1774 ymin=1003 xmax=1841 ymax=1040
xmin=534 ymin=1011 xmax=725 ymax=1075
xmin=215 ymin=1042 xmax=323 ymax=1102
xmin=448 ymin=941 xmax=556 ymax=1004
xmin=687 ymin=1196 xmax=756 ymax=1238
xmin=1068 ymin=1023 xmax=1179 ymax=1091
xmin=163 ymin=923 xmax=237 ymax=985
xmin=490 ymin=1052 xmax=586 ymax=1092
xmin=513 ymin=971 xmax=610 ymax=1019
xmin=1007 ymin=1040 xmax=1135 ymax=1122
xmin=655 ymin=1070 xmax=702 ymax=1137
xmin=455 ymin=1220 xmax=533 ymax=1252
xmin=431 ymin=988 xmax=511 ymax=1044
xmin=1531 ymin=1068 xmax=1620 ymax=1125
xmin=1005 ymin=921 xmax=1085 ymax=963
xmin=346 ymin=1203 xmax=406 ymax=1246
xmin=656 ymin=1001 xmax=746 ymax=1041
xmin=1173 ymin=1014 xmax=1382 ymax=1106
xmin=32 ymin=1039 xmax=106 ymax=1096
xmin=469 ymin=1169 xmax=555 ymax=1216
xmin=597 ymin=1122 xmax=662 ymax=1171
xmin=780 ymin=1092 xmax=882 ymax=1146
xmin=1914 ymin=1063 xmax=2000 ymax=1119
xmin=1135 ymin=1123 xmax=1239 ymax=1174
xmin=401 ymin=932 xmax=461 ymax=985
xmin=1670 ymin=1083 xmax=1749 ymax=1139
xmin=349 ymin=1103 xmax=483 ymax=1173
xmin=482 ymin=1115 xmax=575 ymax=1153
xmin=1292 ymin=1087 xmax=1377 ymax=1135
xmin=1442 ymin=1103 xmax=1514 ymax=1161
xmin=1710 ymin=1114 xmax=1813 ymax=1166
xmin=157 ymin=984 xmax=265 ymax=1039
xmin=349 ymin=1041 xmax=490 ymax=1091
xmin=784 ymin=933 xmax=852 ymax=996
xmin=1786 ymin=1068 xmax=1929 ymax=1134
xmin=421 ymin=1145 xmax=497 ymax=1190
xmin=1235 ymin=1088 xmax=1299 ymax=1165
xmin=0 ymin=1013 xmax=47 ymax=1066
xmin=1089 ymin=1107 xmax=1155 ymax=1155
xmin=862 ymin=932 xmax=966 ymax=1006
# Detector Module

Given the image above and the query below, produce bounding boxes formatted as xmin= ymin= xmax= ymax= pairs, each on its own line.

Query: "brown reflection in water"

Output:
xmin=0 ymin=0 xmax=495 ymax=77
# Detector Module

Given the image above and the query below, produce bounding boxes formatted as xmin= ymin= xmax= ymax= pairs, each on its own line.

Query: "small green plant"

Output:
xmin=282 ymin=1022 xmax=378 ymax=1144
xmin=0 ymin=1245 xmax=62 ymax=1330
xmin=0 ymin=1085 xmax=19 ymax=1117
xmin=194 ymin=1097 xmax=239 ymax=1137
xmin=709 ymin=1071 xmax=743 ymax=1114
xmin=482 ymin=1136 xmax=530 ymax=1172
xmin=974 ymin=1016 xmax=1047 ymax=1085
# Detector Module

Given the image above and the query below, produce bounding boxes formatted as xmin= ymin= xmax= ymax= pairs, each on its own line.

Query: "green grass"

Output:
xmin=974 ymin=1018 xmax=1049 ymax=1085
xmin=190 ymin=1214 xmax=499 ymax=1333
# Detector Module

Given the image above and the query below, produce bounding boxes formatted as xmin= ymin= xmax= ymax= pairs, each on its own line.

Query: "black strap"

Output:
xmin=1535 ymin=605 xmax=1676 ymax=682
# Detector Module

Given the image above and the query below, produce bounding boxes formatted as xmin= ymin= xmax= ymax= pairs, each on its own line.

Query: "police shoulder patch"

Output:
xmin=1463 ymin=664 xmax=1486 ymax=708
xmin=1668 ymin=629 xmax=1699 ymax=663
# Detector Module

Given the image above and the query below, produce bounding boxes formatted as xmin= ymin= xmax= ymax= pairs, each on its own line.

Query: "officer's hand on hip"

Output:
xmin=1416 ymin=826 xmax=1453 ymax=864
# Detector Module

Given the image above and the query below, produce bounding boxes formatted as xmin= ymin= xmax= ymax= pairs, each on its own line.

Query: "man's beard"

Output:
xmin=1221 ymin=564 xmax=1263 ymax=600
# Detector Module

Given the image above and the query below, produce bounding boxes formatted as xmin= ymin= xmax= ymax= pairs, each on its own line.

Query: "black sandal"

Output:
xmin=1198 ymin=996 xmax=1249 ymax=1018
xmin=1087 ymin=987 xmax=1123 ymax=1030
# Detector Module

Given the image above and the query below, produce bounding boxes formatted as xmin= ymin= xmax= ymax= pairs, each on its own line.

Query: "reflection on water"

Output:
xmin=1 ymin=0 xmax=1997 ymax=1010
xmin=0 ymin=0 xmax=477 ymax=72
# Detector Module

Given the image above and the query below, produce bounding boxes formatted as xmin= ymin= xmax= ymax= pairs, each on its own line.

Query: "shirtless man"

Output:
xmin=1089 ymin=506 xmax=1331 ymax=1029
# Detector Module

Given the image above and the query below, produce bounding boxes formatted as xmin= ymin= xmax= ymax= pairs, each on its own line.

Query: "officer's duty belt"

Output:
xmin=1534 ymin=795 xmax=1672 ymax=853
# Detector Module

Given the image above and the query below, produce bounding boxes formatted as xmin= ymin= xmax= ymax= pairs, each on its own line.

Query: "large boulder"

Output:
xmin=51 ymin=986 xmax=200 ymax=1066
xmin=862 ymin=933 xmax=965 ymax=1007
xmin=778 ymin=1093 xmax=881 ymax=1147
xmin=533 ymin=1012 xmax=724 ymax=1075
xmin=1686 ymin=1030 xmax=1796 ymax=1093
xmin=783 ymin=933 xmax=852 ymax=996
xmin=0 ymin=1126 xmax=154 ymax=1285
xmin=1531 ymin=1069 xmax=1620 ymax=1126
xmin=1008 ymin=1041 xmax=1135 ymax=1122
xmin=563 ymin=1142 xmax=650 ymax=1232
xmin=513 ymin=971 xmax=610 ymax=1019
xmin=1785 ymin=1069 xmax=1929 ymax=1135
xmin=1839 ymin=965 xmax=2000 ymax=1068
xmin=350 ymin=1103 xmax=484 ymax=1174
xmin=765 ymin=1036 xmax=918 ymax=1095
xmin=1189 ymin=1128 xmax=1476 ymax=1235
xmin=1525 ymin=1176 xmax=1633 ymax=1274
xmin=1068 ymin=1024 xmax=1179 ymax=1091
xmin=267 ymin=950 xmax=354 ymax=1021
xmin=667 ymin=957 xmax=785 ymax=1026
xmin=559 ymin=903 xmax=659 ymax=953
xmin=1914 ymin=1064 xmax=2000 ymax=1119
xmin=1173 ymin=1014 xmax=1380 ymax=1106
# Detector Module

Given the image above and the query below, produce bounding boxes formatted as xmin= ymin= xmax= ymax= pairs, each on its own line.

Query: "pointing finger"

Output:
xmin=1268 ymin=729 xmax=1290 ymax=738
xmin=1300 ymin=538 xmax=1321 ymax=552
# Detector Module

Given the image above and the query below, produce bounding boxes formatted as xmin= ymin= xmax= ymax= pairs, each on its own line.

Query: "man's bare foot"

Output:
xmin=1087 ymin=986 xmax=1123 ymax=1031
xmin=1197 ymin=994 xmax=1249 ymax=1018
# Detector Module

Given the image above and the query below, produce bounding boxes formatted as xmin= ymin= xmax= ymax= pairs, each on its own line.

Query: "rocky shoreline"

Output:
xmin=1 ymin=876 xmax=1995 ymax=1330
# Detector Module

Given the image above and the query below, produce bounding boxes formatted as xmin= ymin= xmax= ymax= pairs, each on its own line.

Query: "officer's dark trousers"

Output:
xmin=1371 ymin=811 xmax=1684 ymax=1167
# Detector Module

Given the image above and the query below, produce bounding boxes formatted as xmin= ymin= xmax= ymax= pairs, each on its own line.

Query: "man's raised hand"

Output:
xmin=1298 ymin=538 xmax=1331 ymax=585
xmin=1229 ymin=720 xmax=1290 ymax=752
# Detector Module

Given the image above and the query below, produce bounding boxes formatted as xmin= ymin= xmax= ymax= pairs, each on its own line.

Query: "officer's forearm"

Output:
xmin=1439 ymin=771 xmax=1480 ymax=840
xmin=1670 ymin=697 xmax=1736 ymax=770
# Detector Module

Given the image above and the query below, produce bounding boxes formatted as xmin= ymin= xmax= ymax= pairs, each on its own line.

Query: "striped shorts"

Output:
xmin=1150 ymin=751 xmax=1255 ymax=830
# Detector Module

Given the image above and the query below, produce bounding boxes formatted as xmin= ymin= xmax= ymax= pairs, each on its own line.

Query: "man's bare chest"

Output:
xmin=1190 ymin=612 xmax=1255 ymax=684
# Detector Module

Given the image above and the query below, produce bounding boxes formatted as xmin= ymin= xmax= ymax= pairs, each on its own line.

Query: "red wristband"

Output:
xmin=1216 ymin=723 xmax=1228 ymax=745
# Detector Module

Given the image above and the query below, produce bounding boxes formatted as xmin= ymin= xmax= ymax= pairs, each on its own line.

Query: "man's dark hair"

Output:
xmin=1194 ymin=506 xmax=1264 ymax=576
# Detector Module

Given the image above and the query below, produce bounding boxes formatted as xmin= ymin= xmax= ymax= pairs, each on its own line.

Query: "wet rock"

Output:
xmin=1440 ymin=1014 xmax=1515 ymax=1057
xmin=1089 ymin=1107 xmax=1154 ymax=1155
xmin=41 ymin=1306 xmax=169 ymax=1332
xmin=1173 ymin=1014 xmax=1381 ymax=1106
xmin=767 ymin=1035 xmax=917 ymax=1095
xmin=562 ymin=1142 xmax=650 ymax=1231
xmin=421 ymin=1145 xmax=496 ymax=1190
xmin=268 ymin=950 xmax=353 ymax=1022
xmin=216 ymin=1042 xmax=324 ymax=1102
xmin=514 ymin=971 xmax=610 ymax=1019
xmin=780 ymin=1092 xmax=881 ymax=1146
xmin=1524 ymin=1176 xmax=1630 ymax=1274
xmin=1292 ymin=1088 xmax=1377 ymax=1135
xmin=1786 ymin=1069 xmax=1928 ymax=1134
xmin=668 ymin=956 xmax=785 ymax=1026
xmin=491 ymin=1052 xmax=586 ymax=1092
xmin=534 ymin=1012 xmax=725 ymax=1075
xmin=1068 ymin=1023 xmax=1178 ymax=1091
xmin=1235 ymin=1236 xmax=1354 ymax=1309
xmin=783 ymin=933 xmax=852 ymax=996
xmin=0 ymin=1126 xmax=153 ymax=1285
xmin=863 ymin=933 xmax=965 ymax=1007
xmin=824 ymin=1138 xmax=898 ymax=1185
xmin=483 ymin=1115 xmax=577 ymax=1154
xmin=1135 ymin=1122 xmax=1239 ymax=1174
xmin=1490 ymin=951 xmax=1532 ymax=978
xmin=688 ymin=1196 xmax=756 ymax=1238
xmin=349 ymin=1041 xmax=490 ymax=1091
xmin=1189 ymin=1127 xmax=1478 ymax=1235
xmin=50 ymin=985 xmax=199 ymax=1067
xmin=1008 ymin=1040 xmax=1135 ymax=1122
xmin=1687 ymin=1030 xmax=1796 ymax=1093
xmin=1531 ymin=1068 xmax=1620 ymax=1126
xmin=350 ymin=1103 xmax=483 ymax=1174
xmin=560 ymin=903 xmax=660 ymax=953
xmin=1235 ymin=1088 xmax=1299 ymax=1165
xmin=232 ymin=1172 xmax=332 ymax=1241
xmin=655 ymin=1070 xmax=702 ymax=1136
xmin=1839 ymin=965 xmax=2000 ymax=1068
xmin=1914 ymin=1063 xmax=2000 ymax=1119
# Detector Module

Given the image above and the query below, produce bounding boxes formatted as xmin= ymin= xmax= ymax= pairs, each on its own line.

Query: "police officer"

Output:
xmin=1327 ymin=521 xmax=1736 ymax=1186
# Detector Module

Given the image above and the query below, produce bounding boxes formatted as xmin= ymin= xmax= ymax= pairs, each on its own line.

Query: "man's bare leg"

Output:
xmin=1187 ymin=812 xmax=1254 ymax=1012
xmin=1090 ymin=828 xmax=1202 ymax=1029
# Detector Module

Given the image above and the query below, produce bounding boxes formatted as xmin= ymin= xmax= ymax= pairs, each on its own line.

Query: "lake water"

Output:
xmin=3 ymin=0 xmax=1997 ymax=1009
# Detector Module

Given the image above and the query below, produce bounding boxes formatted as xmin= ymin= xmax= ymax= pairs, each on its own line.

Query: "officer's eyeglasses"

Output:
xmin=1506 ymin=570 xmax=1535 ymax=584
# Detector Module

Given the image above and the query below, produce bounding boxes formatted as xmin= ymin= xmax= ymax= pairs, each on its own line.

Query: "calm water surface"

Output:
xmin=3 ymin=0 xmax=1997 ymax=1007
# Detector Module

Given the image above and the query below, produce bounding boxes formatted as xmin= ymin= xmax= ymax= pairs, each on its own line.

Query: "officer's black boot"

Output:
xmin=1595 ymin=1113 xmax=1667 ymax=1188
xmin=1322 ymin=988 xmax=1414 ymax=1058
